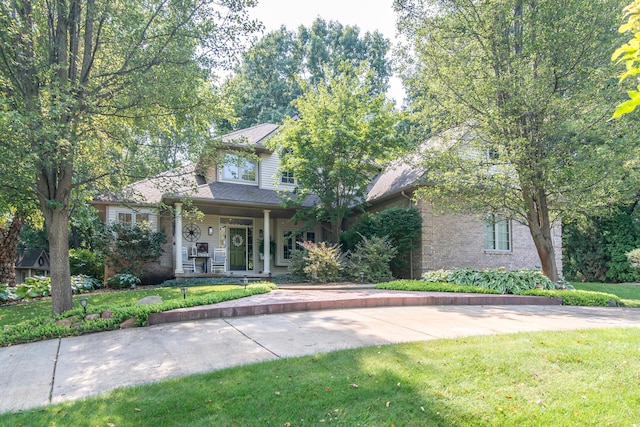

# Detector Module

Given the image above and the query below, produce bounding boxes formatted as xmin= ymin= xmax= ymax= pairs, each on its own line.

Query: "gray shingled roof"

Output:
xmin=220 ymin=123 xmax=279 ymax=151
xmin=178 ymin=181 xmax=316 ymax=207
xmin=366 ymin=152 xmax=425 ymax=202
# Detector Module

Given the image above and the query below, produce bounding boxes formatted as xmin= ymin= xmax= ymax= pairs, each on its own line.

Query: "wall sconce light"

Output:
xmin=259 ymin=229 xmax=264 ymax=239
xmin=181 ymin=286 xmax=188 ymax=299
xmin=79 ymin=297 xmax=88 ymax=316
xmin=208 ymin=226 xmax=213 ymax=235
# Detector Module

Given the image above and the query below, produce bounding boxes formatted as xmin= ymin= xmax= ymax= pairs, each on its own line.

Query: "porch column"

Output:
xmin=263 ymin=209 xmax=271 ymax=275
xmin=175 ymin=203 xmax=184 ymax=274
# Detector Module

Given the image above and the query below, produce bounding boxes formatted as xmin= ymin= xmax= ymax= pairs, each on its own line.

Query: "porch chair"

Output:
xmin=182 ymin=247 xmax=196 ymax=273
xmin=210 ymin=248 xmax=227 ymax=273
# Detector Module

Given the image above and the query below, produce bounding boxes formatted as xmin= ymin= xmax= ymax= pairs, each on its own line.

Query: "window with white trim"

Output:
xmin=483 ymin=214 xmax=510 ymax=251
xmin=283 ymin=230 xmax=316 ymax=260
xmin=281 ymin=170 xmax=295 ymax=184
xmin=117 ymin=211 xmax=153 ymax=229
xmin=220 ymin=153 xmax=257 ymax=183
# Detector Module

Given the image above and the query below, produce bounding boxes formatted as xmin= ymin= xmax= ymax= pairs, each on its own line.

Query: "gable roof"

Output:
xmin=366 ymin=148 xmax=425 ymax=203
xmin=15 ymin=249 xmax=49 ymax=270
xmin=220 ymin=123 xmax=279 ymax=152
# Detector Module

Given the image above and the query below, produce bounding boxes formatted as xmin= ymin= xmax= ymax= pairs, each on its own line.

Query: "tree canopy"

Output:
xmin=0 ymin=0 xmax=259 ymax=314
xmin=216 ymin=18 xmax=392 ymax=133
xmin=395 ymin=0 xmax=631 ymax=281
xmin=613 ymin=0 xmax=640 ymax=117
xmin=268 ymin=64 xmax=408 ymax=243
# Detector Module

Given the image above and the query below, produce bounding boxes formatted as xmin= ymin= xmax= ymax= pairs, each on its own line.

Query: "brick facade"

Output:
xmin=416 ymin=200 xmax=563 ymax=276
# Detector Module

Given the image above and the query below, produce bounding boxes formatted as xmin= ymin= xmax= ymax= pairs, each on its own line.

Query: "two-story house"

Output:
xmin=93 ymin=123 xmax=321 ymax=283
xmin=93 ymin=122 xmax=562 ymax=283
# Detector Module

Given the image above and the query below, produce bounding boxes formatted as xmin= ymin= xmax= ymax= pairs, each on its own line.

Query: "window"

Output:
xmin=283 ymin=230 xmax=316 ymax=260
xmin=118 ymin=213 xmax=132 ymax=226
xmin=220 ymin=153 xmax=257 ymax=183
xmin=281 ymin=170 xmax=295 ymax=184
xmin=484 ymin=214 xmax=510 ymax=251
xmin=117 ymin=211 xmax=152 ymax=228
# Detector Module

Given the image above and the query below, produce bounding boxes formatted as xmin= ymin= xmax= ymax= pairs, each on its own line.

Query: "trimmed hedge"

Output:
xmin=377 ymin=280 xmax=501 ymax=294
xmin=519 ymin=289 xmax=622 ymax=307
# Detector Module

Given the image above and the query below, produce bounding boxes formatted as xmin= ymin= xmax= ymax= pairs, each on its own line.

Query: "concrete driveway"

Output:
xmin=1 ymin=304 xmax=639 ymax=414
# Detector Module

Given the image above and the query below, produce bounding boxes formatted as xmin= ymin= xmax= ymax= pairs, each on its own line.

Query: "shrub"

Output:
xmin=300 ymin=241 xmax=344 ymax=283
xmin=626 ymin=248 xmax=640 ymax=270
xmin=71 ymin=275 xmax=103 ymax=293
xmin=69 ymin=248 xmax=105 ymax=281
xmin=106 ymin=273 xmax=141 ymax=289
xmin=420 ymin=268 xmax=555 ymax=294
xmin=562 ymin=208 xmax=640 ymax=283
xmin=99 ymin=222 xmax=166 ymax=276
xmin=14 ymin=276 xmax=51 ymax=299
xmin=377 ymin=280 xmax=500 ymax=294
xmin=520 ymin=289 xmax=621 ymax=306
xmin=346 ymin=235 xmax=397 ymax=283
xmin=341 ymin=207 xmax=421 ymax=277
xmin=0 ymin=283 xmax=10 ymax=303
xmin=287 ymin=248 xmax=309 ymax=281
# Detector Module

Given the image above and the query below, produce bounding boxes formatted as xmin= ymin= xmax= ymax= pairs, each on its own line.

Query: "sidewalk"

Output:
xmin=1 ymin=288 xmax=638 ymax=414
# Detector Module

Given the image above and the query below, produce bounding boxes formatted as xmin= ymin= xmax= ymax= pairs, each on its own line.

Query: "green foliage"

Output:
xmin=626 ymin=248 xmax=640 ymax=269
xmin=563 ymin=208 xmax=640 ymax=282
xmin=287 ymin=248 xmax=309 ymax=282
xmin=346 ymin=235 xmax=397 ymax=283
xmin=268 ymin=64 xmax=408 ymax=242
xmin=99 ymin=222 xmax=166 ymax=276
xmin=341 ymin=207 xmax=422 ymax=277
xmin=520 ymin=289 xmax=622 ymax=306
xmin=70 ymin=275 xmax=103 ymax=293
xmin=612 ymin=0 xmax=640 ymax=117
xmin=216 ymin=18 xmax=392 ymax=133
xmin=396 ymin=0 xmax=630 ymax=282
xmin=14 ymin=276 xmax=51 ymax=299
xmin=299 ymin=241 xmax=344 ymax=283
xmin=69 ymin=248 xmax=105 ymax=281
xmin=421 ymin=268 xmax=555 ymax=294
xmin=377 ymin=280 xmax=500 ymax=294
xmin=0 ymin=285 xmax=274 ymax=346
xmin=107 ymin=274 xmax=141 ymax=289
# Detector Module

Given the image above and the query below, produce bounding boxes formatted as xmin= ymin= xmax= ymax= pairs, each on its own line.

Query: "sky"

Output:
xmin=248 ymin=0 xmax=406 ymax=105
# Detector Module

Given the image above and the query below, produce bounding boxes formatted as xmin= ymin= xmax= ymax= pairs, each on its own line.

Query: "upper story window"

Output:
xmin=220 ymin=153 xmax=257 ymax=183
xmin=483 ymin=214 xmax=510 ymax=251
xmin=117 ymin=211 xmax=153 ymax=229
xmin=281 ymin=170 xmax=295 ymax=184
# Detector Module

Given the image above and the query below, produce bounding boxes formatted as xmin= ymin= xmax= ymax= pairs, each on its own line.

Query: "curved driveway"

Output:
xmin=1 ymin=302 xmax=639 ymax=414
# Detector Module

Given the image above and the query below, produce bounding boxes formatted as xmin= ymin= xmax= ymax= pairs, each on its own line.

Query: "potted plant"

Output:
xmin=258 ymin=238 xmax=277 ymax=260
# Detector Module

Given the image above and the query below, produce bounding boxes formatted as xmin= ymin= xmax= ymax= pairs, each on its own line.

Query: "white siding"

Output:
xmin=260 ymin=151 xmax=296 ymax=191
xmin=105 ymin=206 xmax=158 ymax=231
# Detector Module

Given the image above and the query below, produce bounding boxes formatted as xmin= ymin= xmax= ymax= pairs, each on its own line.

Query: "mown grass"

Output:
xmin=573 ymin=282 xmax=640 ymax=306
xmin=0 ymin=285 xmax=240 ymax=326
xmin=1 ymin=327 xmax=638 ymax=426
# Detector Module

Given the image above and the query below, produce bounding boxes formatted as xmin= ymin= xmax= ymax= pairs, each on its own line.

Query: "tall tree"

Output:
xmin=217 ymin=18 xmax=392 ymax=133
xmin=395 ymin=0 xmax=630 ymax=282
xmin=268 ymin=64 xmax=408 ymax=243
xmin=0 ymin=0 xmax=259 ymax=315
xmin=613 ymin=0 xmax=640 ymax=117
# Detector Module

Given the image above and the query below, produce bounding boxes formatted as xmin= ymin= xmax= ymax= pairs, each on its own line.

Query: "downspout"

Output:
xmin=401 ymin=191 xmax=414 ymax=280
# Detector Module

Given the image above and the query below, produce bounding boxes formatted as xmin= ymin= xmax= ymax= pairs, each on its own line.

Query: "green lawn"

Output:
xmin=1 ymin=327 xmax=638 ymax=426
xmin=0 ymin=285 xmax=241 ymax=327
xmin=572 ymin=282 xmax=640 ymax=300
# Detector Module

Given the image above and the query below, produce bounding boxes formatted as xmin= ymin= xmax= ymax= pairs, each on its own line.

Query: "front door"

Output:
xmin=229 ymin=228 xmax=247 ymax=271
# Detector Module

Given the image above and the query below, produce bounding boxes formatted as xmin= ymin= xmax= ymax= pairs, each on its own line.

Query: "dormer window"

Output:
xmin=220 ymin=153 xmax=257 ymax=184
xmin=281 ymin=170 xmax=295 ymax=184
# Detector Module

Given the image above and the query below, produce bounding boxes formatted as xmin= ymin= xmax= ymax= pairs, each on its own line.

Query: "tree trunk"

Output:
xmin=522 ymin=184 xmax=559 ymax=283
xmin=46 ymin=206 xmax=73 ymax=315
xmin=0 ymin=213 xmax=25 ymax=286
